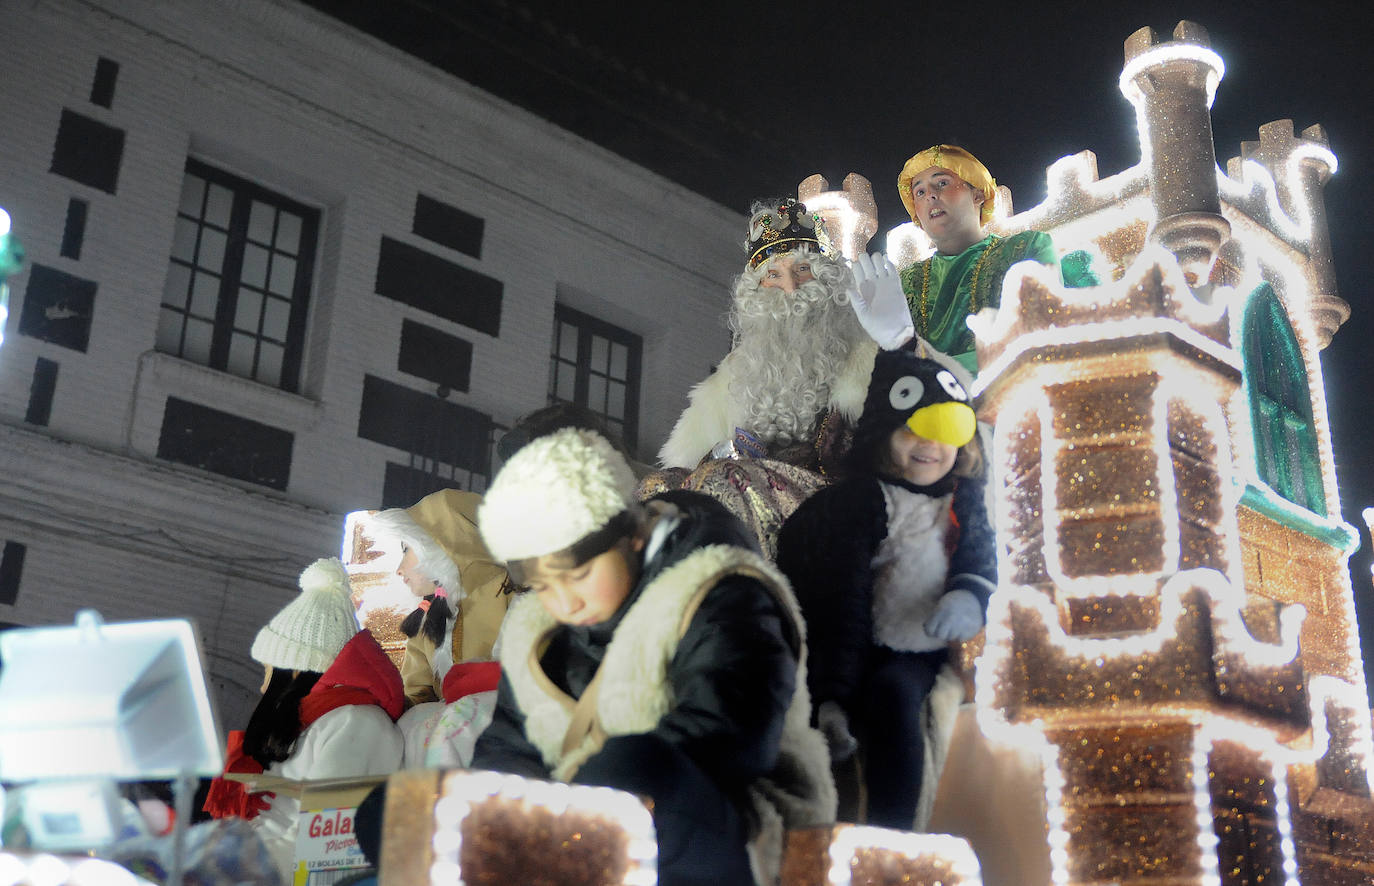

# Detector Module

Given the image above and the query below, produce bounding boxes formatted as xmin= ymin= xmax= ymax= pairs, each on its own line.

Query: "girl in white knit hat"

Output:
xmin=471 ymin=428 xmax=835 ymax=886
xmin=203 ymin=557 xmax=405 ymax=882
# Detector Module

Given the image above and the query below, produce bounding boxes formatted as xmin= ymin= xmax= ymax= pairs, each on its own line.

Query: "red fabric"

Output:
xmin=299 ymin=686 xmax=380 ymax=727
xmin=442 ymin=660 xmax=501 ymax=704
xmin=308 ymin=630 xmax=406 ymax=721
xmin=202 ymin=730 xmax=273 ymax=820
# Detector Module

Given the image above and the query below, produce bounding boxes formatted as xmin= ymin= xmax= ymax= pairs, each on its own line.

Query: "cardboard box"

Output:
xmin=227 ymin=773 xmax=386 ymax=885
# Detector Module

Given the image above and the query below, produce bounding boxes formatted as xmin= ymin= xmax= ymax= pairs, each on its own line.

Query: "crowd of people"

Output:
xmin=189 ymin=145 xmax=1069 ymax=885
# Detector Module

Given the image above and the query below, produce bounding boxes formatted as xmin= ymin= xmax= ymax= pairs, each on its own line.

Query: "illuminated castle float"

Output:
xmin=944 ymin=19 xmax=1371 ymax=886
xmin=375 ymin=21 xmax=1373 ymax=886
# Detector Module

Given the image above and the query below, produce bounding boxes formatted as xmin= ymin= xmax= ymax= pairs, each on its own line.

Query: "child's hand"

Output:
xmin=924 ymin=589 xmax=984 ymax=641
xmin=817 ymin=700 xmax=858 ymax=762
xmin=846 ymin=252 xmax=913 ymax=350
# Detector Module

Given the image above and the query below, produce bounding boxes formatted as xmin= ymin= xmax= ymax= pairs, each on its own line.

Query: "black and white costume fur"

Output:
xmin=776 ymin=344 xmax=996 ymax=830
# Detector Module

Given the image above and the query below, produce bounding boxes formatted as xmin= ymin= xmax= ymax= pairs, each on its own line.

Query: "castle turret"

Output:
xmin=1121 ymin=22 xmax=1231 ymax=285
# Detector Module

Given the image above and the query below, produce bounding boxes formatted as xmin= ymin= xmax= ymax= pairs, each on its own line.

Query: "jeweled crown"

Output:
xmin=746 ymin=198 xmax=835 ymax=269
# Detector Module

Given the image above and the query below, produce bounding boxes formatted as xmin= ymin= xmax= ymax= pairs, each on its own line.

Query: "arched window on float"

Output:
xmin=1241 ymin=282 xmax=1326 ymax=516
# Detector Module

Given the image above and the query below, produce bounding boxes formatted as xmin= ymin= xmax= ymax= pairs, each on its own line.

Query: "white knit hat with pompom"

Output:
xmin=478 ymin=428 xmax=636 ymax=563
xmin=250 ymin=557 xmax=359 ymax=673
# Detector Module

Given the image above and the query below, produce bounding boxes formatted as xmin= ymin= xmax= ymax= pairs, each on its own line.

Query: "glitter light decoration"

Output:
xmin=797 ymin=173 xmax=879 ymax=261
xmin=890 ymin=18 xmax=1374 ymax=885
xmin=825 ymin=826 xmax=983 ymax=886
xmin=428 ymin=770 xmax=656 ymax=886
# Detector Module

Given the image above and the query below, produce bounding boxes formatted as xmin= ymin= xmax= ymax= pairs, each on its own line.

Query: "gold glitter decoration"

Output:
xmin=1314 ymin=699 xmax=1374 ymax=797
xmin=1055 ymin=446 xmax=1159 ymax=513
xmin=1178 ymin=522 xmax=1229 ymax=571
xmin=1210 ymin=741 xmax=1278 ymax=811
xmin=995 ymin=591 xmax=1217 ymax=717
xmin=1295 ymin=798 xmax=1374 ymax=872
xmin=797 ymin=173 xmax=878 ymax=259
xmin=1172 ymin=450 xmax=1223 ymax=523
xmin=1060 ymin=595 xmax=1160 ymax=636
xmin=780 ymin=827 xmax=832 ymax=886
xmin=458 ymin=796 xmax=631 ymax=884
xmin=1057 ymin=516 xmax=1167 ymax=578
xmin=1067 ymin=803 xmax=1202 ymax=880
xmin=1209 ymin=742 xmax=1285 ymax=884
xmin=847 ymin=845 xmax=966 ymax=885
xmin=1002 ymin=412 xmax=1049 ymax=585
xmin=1093 ymin=219 xmax=1149 ymax=279
xmin=1049 ymin=376 xmax=1155 ymax=443
xmin=780 ymin=827 xmax=980 ymax=886
xmin=1051 ymin=725 xmax=1193 ymax=799
xmin=360 ymin=603 xmax=409 ymax=669
xmin=1167 ymin=400 xmax=1218 ymax=459
xmin=1004 ymin=529 xmax=1051 ymax=586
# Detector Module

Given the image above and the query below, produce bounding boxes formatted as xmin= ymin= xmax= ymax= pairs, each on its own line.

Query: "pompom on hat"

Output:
xmin=479 ymin=428 xmax=637 ymax=563
xmin=250 ymin=557 xmax=360 ymax=673
xmin=897 ymin=145 xmax=997 ymax=226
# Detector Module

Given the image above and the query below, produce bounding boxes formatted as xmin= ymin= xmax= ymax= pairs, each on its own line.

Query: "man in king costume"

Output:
xmin=648 ymin=198 xmax=878 ymax=558
xmin=896 ymin=145 xmax=1057 ymax=374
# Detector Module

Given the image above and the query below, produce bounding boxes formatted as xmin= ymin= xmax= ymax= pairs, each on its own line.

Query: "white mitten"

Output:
xmin=923 ymin=589 xmax=984 ymax=641
xmin=847 ymin=251 xmax=913 ymax=349
xmin=816 ymin=700 xmax=858 ymax=762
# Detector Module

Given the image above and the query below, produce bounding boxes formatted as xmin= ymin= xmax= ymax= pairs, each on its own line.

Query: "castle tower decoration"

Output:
xmin=959 ymin=21 xmax=1372 ymax=886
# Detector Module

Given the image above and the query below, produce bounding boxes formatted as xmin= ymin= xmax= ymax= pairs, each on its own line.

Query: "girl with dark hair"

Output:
xmin=203 ymin=558 xmax=404 ymax=881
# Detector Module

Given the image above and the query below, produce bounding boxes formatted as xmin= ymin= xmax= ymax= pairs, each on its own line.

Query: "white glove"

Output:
xmin=816 ymin=700 xmax=858 ymax=762
xmin=923 ymin=589 xmax=985 ymax=642
xmin=847 ymin=251 xmax=913 ymax=350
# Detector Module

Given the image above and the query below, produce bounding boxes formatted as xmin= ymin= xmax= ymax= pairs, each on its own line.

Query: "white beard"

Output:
xmin=727 ymin=276 xmax=867 ymax=447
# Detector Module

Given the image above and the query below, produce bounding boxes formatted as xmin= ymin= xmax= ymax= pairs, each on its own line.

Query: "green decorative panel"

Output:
xmin=1241 ymin=284 xmax=1325 ymax=516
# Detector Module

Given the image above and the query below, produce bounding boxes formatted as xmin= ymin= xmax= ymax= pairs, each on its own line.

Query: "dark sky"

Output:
xmin=319 ymin=0 xmax=1374 ymax=681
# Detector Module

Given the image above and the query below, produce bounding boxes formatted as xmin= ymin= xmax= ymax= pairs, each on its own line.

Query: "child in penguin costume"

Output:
xmin=776 ymin=339 xmax=996 ymax=832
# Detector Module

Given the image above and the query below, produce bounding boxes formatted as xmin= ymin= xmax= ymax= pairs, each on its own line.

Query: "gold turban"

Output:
xmin=897 ymin=145 xmax=996 ymax=227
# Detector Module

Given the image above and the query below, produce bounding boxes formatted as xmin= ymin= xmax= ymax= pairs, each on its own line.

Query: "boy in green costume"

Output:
xmin=896 ymin=145 xmax=1056 ymax=373
xmin=848 ymin=146 xmax=1060 ymax=374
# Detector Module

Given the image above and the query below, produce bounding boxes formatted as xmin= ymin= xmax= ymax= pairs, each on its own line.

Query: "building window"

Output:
xmin=549 ymin=304 xmax=641 ymax=451
xmin=356 ymin=375 xmax=495 ymax=505
xmin=1242 ymin=284 xmax=1325 ymax=515
xmin=156 ymin=159 xmax=319 ymax=392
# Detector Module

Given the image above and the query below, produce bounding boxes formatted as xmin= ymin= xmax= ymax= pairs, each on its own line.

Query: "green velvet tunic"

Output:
xmin=899 ymin=231 xmax=1057 ymax=373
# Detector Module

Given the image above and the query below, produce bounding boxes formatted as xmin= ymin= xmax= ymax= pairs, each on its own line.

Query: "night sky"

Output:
xmin=483 ymin=1 xmax=1374 ymax=675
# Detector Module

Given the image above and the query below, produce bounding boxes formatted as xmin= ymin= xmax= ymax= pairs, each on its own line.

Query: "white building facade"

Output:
xmin=0 ymin=0 xmax=739 ymax=726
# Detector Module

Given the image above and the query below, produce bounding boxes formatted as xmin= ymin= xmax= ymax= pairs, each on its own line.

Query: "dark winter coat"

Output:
xmin=473 ymin=492 xmax=800 ymax=788
xmin=775 ymin=472 xmax=996 ymax=709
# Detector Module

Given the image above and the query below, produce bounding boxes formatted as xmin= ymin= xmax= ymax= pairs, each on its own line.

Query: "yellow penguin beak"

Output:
xmin=906 ymin=401 xmax=977 ymax=448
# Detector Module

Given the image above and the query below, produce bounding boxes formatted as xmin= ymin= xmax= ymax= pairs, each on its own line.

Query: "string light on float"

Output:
xmin=825 ymin=825 xmax=983 ymax=886
xmin=428 ymin=770 xmax=657 ymax=886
